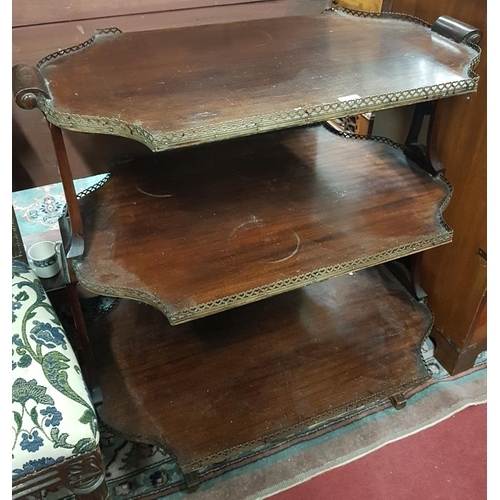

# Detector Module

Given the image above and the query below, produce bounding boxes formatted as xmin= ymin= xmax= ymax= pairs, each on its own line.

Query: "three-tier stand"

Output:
xmin=13 ymin=4 xmax=481 ymax=490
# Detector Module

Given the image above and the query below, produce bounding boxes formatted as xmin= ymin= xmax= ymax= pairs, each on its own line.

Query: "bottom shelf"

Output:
xmin=89 ymin=264 xmax=432 ymax=474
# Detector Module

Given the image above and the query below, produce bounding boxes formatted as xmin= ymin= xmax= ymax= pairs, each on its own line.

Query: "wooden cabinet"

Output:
xmin=13 ymin=3 xmax=482 ymax=487
xmin=391 ymin=0 xmax=487 ymax=374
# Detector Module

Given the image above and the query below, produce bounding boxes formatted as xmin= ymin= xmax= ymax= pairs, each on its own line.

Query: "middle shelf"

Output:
xmin=74 ymin=124 xmax=452 ymax=324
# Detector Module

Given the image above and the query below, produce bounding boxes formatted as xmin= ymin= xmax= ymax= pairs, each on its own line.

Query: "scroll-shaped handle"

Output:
xmin=432 ymin=15 xmax=482 ymax=45
xmin=12 ymin=64 xmax=50 ymax=109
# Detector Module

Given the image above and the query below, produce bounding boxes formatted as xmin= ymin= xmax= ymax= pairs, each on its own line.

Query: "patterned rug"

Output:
xmin=14 ymin=180 xmax=487 ymax=500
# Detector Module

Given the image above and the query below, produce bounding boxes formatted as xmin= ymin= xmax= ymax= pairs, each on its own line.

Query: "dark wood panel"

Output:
xmin=469 ymin=292 xmax=486 ymax=345
xmin=24 ymin=11 xmax=478 ymax=152
xmin=90 ymin=265 xmax=432 ymax=472
xmin=430 ymin=290 xmax=486 ymax=375
xmin=12 ymin=0 xmax=330 ymax=67
xmin=392 ymin=0 xmax=486 ymax=371
xmin=74 ymin=125 xmax=452 ymax=324
xmin=13 ymin=0 xmax=270 ymax=27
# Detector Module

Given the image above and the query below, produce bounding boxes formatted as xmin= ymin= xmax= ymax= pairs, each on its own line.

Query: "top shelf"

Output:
xmin=15 ymin=7 xmax=480 ymax=151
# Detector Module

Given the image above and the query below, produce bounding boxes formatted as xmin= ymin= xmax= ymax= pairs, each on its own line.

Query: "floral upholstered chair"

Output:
xmin=12 ymin=260 xmax=108 ymax=499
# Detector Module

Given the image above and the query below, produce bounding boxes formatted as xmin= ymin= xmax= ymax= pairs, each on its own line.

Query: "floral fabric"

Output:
xmin=12 ymin=260 xmax=99 ymax=479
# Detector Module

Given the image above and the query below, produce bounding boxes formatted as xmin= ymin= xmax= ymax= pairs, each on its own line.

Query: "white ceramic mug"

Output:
xmin=27 ymin=240 xmax=62 ymax=279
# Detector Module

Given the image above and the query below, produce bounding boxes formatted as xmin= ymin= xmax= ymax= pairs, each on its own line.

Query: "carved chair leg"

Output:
xmin=74 ymin=481 xmax=108 ymax=500
xmin=65 ymin=451 xmax=108 ymax=500
xmin=12 ymin=451 xmax=108 ymax=500
xmin=73 ymin=479 xmax=109 ymax=500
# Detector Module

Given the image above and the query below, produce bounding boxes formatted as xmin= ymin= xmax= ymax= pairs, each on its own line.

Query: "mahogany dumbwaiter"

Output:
xmin=13 ymin=3 xmax=481 ymax=490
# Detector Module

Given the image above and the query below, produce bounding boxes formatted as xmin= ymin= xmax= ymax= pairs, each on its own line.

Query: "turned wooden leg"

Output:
xmin=66 ymin=452 xmax=108 ymax=500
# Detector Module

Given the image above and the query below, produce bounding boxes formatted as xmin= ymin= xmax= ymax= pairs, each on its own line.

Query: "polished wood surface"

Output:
xmin=32 ymin=10 xmax=478 ymax=151
xmin=392 ymin=0 xmax=486 ymax=372
xmin=74 ymin=125 xmax=452 ymax=324
xmin=13 ymin=0 xmax=330 ymax=189
xmin=90 ymin=265 xmax=432 ymax=472
xmin=12 ymin=0 xmax=476 ymax=485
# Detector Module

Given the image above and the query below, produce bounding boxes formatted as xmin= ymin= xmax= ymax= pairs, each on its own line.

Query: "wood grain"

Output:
xmin=74 ymin=125 xmax=452 ymax=324
xmin=90 ymin=264 xmax=432 ymax=472
xmin=33 ymin=11 xmax=478 ymax=151
xmin=13 ymin=0 xmax=331 ymax=189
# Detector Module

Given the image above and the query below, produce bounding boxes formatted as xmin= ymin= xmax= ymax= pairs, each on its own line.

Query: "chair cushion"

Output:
xmin=12 ymin=260 xmax=100 ymax=480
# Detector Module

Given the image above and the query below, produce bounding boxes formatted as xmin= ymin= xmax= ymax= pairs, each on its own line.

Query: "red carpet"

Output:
xmin=269 ymin=404 xmax=486 ymax=500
